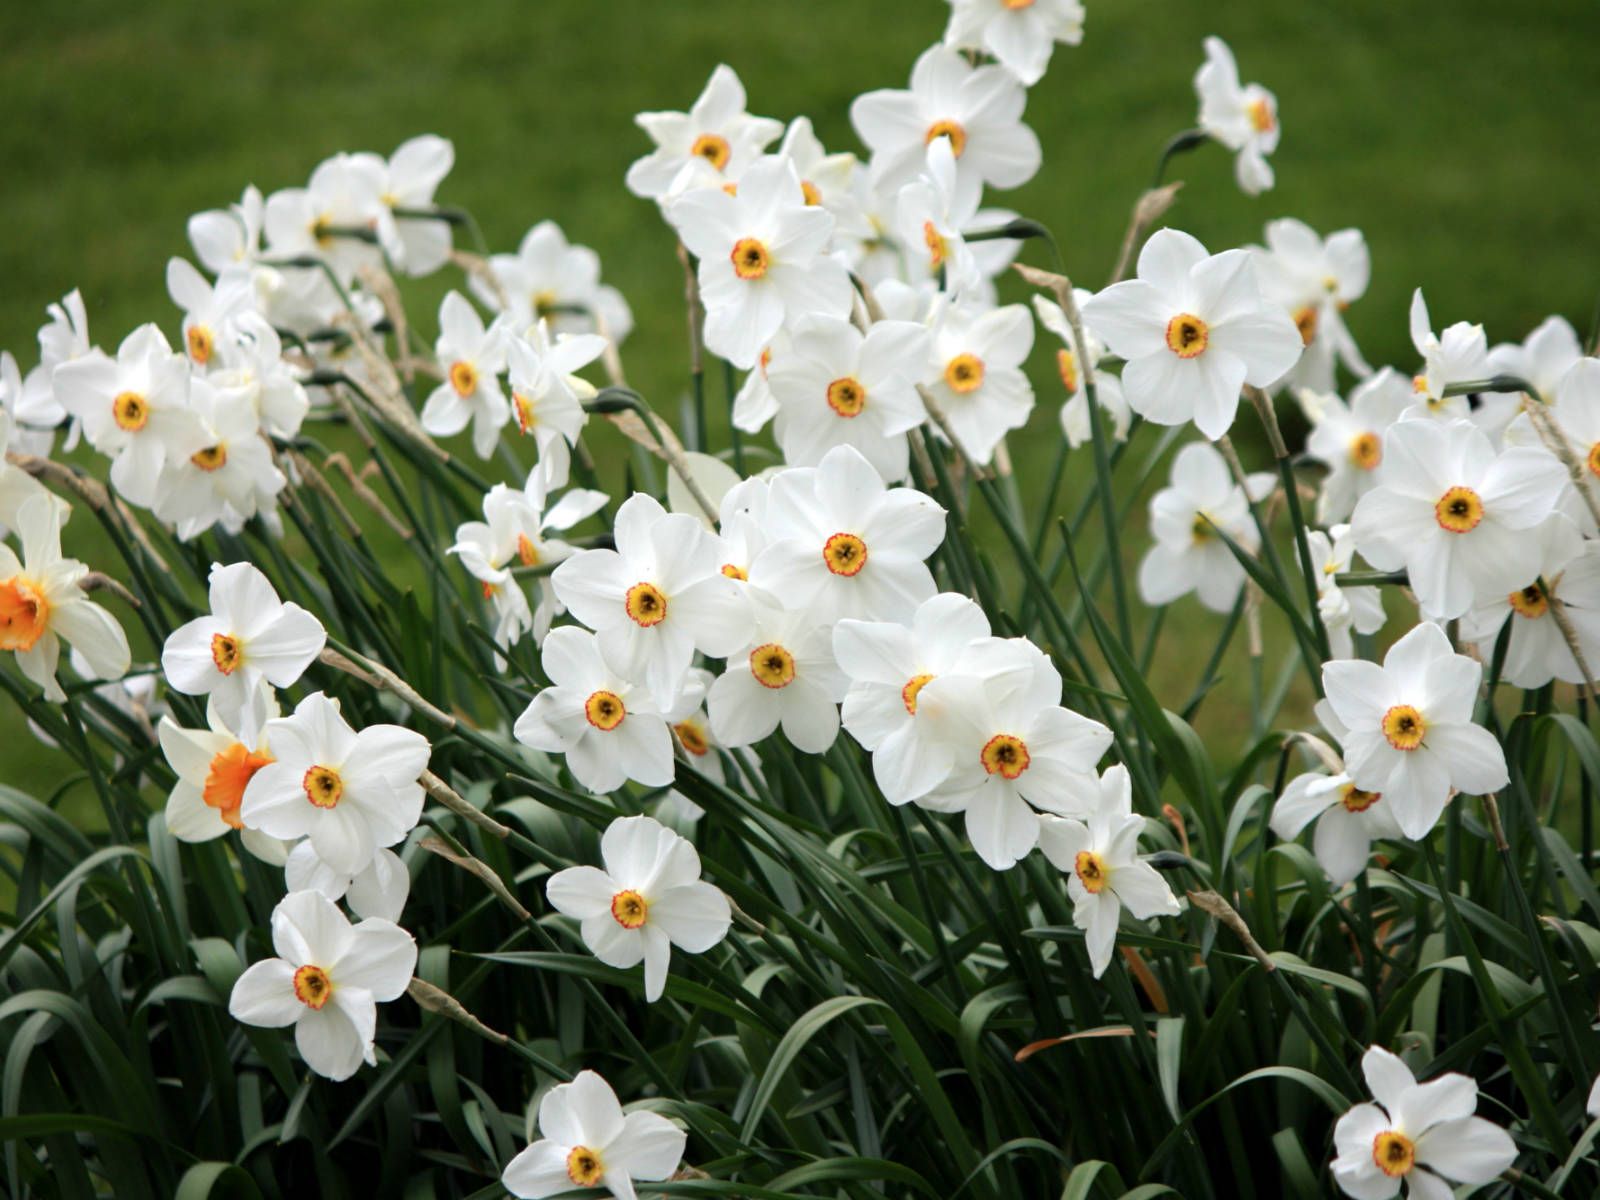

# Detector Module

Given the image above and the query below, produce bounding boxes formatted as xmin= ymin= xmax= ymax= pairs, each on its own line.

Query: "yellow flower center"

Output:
xmin=1434 ymin=486 xmax=1483 ymax=533
xmin=191 ymin=444 xmax=228 ymax=472
xmin=1003 ymin=0 xmax=1037 ymax=7
xmin=826 ymin=376 xmax=867 ymax=418
xmin=514 ymin=534 xmax=539 ymax=568
xmin=690 ymin=133 xmax=730 ymax=171
xmin=1293 ymin=305 xmax=1319 ymax=346
xmin=800 ymin=179 xmax=822 ymax=206
xmin=1587 ymin=441 xmax=1600 ymax=478
xmin=292 ymin=964 xmax=333 ymax=1010
xmin=944 ymin=353 xmax=985 ymax=394
xmin=187 ymin=324 xmax=215 ymax=365
xmin=1348 ymin=431 xmax=1382 ymax=471
xmin=566 ymin=1145 xmax=606 ymax=1187
xmin=901 ymin=673 xmax=934 ymax=715
xmin=481 ymin=579 xmax=499 ymax=600
xmin=112 ymin=391 xmax=150 ymax=432
xmin=1371 ymin=1130 xmax=1415 ymax=1178
xmin=448 ymin=360 xmax=478 ymax=398
xmin=584 ymin=689 xmax=626 ymax=731
xmin=730 ymin=237 xmax=770 ymax=280
xmin=980 ymin=733 xmax=1030 ymax=780
xmin=1340 ymin=783 xmax=1381 ymax=813
xmin=1412 ymin=373 xmax=1429 ymax=394
xmin=749 ymin=642 xmax=797 ymax=689
xmin=210 ymin=632 xmax=243 ymax=675
xmin=203 ymin=742 xmax=274 ymax=830
xmin=823 ymin=532 xmax=868 ymax=577
xmin=1248 ymin=96 xmax=1276 ymax=134
xmin=923 ymin=220 xmax=948 ymax=269
xmin=1191 ymin=513 xmax=1215 ymax=543
xmin=721 ymin=562 xmax=748 ymax=581
xmin=624 ymin=581 xmax=668 ymax=627
xmin=675 ymin=719 xmax=710 ymax=756
xmin=1074 ymin=849 xmax=1109 ymax=894
xmin=513 ymin=392 xmax=538 ymax=434
xmin=302 ymin=765 xmax=344 ymax=809
xmin=1056 ymin=348 xmax=1078 ymax=394
xmin=1509 ymin=582 xmax=1548 ymax=619
xmin=610 ymin=889 xmax=648 ymax=929
xmin=0 ymin=576 xmax=50 ymax=652
xmin=924 ymin=119 xmax=967 ymax=157
xmin=1381 ymin=704 xmax=1426 ymax=751
xmin=1165 ymin=313 xmax=1209 ymax=359
xmin=531 ymin=289 xmax=558 ymax=318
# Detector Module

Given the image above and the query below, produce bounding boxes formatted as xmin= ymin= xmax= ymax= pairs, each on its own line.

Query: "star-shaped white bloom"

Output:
xmin=473 ymin=220 xmax=634 ymax=345
xmin=1460 ymin=517 xmax=1594 ymax=689
xmin=1301 ymin=368 xmax=1413 ymax=525
xmin=1270 ymin=766 xmax=1400 ymax=887
xmin=1031 ymin=292 xmax=1130 ymax=450
xmin=1137 ymin=441 xmax=1272 ymax=614
xmin=924 ymin=297 xmax=1036 ymax=466
xmin=420 ymin=291 xmax=511 ymax=460
xmin=375 ymin=134 xmax=455 ymax=277
xmin=625 ymin=64 xmax=783 ymax=201
xmin=943 ymin=0 xmax=1085 ymax=87
xmin=1405 ymin=289 xmax=1489 ymax=420
xmin=1250 ymin=218 xmax=1371 ymax=394
xmin=1194 ymin=37 xmax=1280 ymax=195
xmin=708 ymin=596 xmax=847 ymax=755
xmin=1309 ymin=524 xmax=1386 ymax=659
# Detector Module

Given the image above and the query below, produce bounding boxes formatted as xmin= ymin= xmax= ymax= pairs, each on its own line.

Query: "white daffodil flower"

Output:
xmin=1031 ymin=292 xmax=1130 ymax=450
xmin=504 ymin=320 xmax=606 ymax=489
xmin=767 ymin=314 xmax=929 ymax=481
xmin=546 ymin=815 xmax=730 ymax=1003
xmin=1404 ymin=289 xmax=1489 ymax=420
xmin=53 ymin=323 xmax=208 ymax=507
xmin=1478 ymin=314 xmax=1586 ymax=444
xmin=229 ymin=889 xmax=416 ymax=1082
xmin=376 ymin=134 xmax=455 ymax=277
xmin=166 ymin=257 xmax=257 ymax=372
xmin=158 ymin=690 xmax=288 ymax=864
xmin=420 ymin=291 xmax=511 ymax=460
xmin=0 ymin=400 xmax=50 ymax=532
xmin=669 ymin=156 xmax=852 ymax=370
xmin=502 ymin=1069 xmax=687 ymax=1199
xmin=1037 ymin=764 xmax=1181 ymax=976
xmin=1137 ymin=441 xmax=1273 ymax=614
xmin=1301 ymin=369 xmax=1413 ymax=525
xmin=154 ymin=377 xmax=286 ymax=541
xmin=836 ymin=591 xmax=993 ymax=805
xmin=207 ymin=312 xmax=310 ymax=440
xmin=0 ymin=494 xmax=130 ymax=703
xmin=1270 ymin=767 xmax=1401 ymax=887
xmin=1083 ymin=228 xmax=1303 ymax=439
xmin=1194 ymin=37 xmax=1280 ymax=195
xmin=553 ymin=492 xmax=750 ymax=707
xmin=1321 ymin=621 xmax=1508 ymax=839
xmin=943 ymin=0 xmax=1085 ymax=88
xmin=662 ymin=666 xmax=725 ymax=784
xmin=751 ymin=444 xmax=945 ymax=625
xmin=625 ymin=64 xmax=783 ymax=201
xmin=708 ymin=597 xmax=847 ymax=755
xmin=1504 ymin=356 xmax=1600 ymax=533
xmin=161 ymin=561 xmax=326 ymax=743
xmin=1308 ymin=524 xmax=1386 ymax=659
xmin=513 ymin=625 xmax=675 ymax=794
xmin=924 ymin=297 xmax=1036 ymax=466
xmin=776 ymin=117 xmax=869 ymax=248
xmin=1460 ymin=518 xmax=1595 ymax=689
xmin=1331 ymin=1046 xmax=1516 ymax=1199
xmin=188 ymin=185 xmax=267 ymax=277
xmin=851 ymin=45 xmax=1042 ymax=214
xmin=893 ymin=136 xmax=982 ymax=295
xmin=239 ymin=691 xmax=430 ymax=876
xmin=18 ymin=287 xmax=93 ymax=438
xmin=263 ymin=152 xmax=388 ymax=284
xmin=1349 ymin=418 xmax=1568 ymax=620
xmin=285 ymin=840 xmax=411 ymax=924
xmin=1251 ymin=218 xmax=1371 ymax=394
xmin=473 ymin=220 xmax=634 ymax=344
xmin=915 ymin=638 xmax=1112 ymax=870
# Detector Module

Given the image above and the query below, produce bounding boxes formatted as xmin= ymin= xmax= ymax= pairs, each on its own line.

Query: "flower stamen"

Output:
xmin=1380 ymin=704 xmax=1426 ymax=751
xmin=624 ymin=581 xmax=668 ymax=627
xmin=980 ymin=733 xmax=1030 ymax=779
xmin=823 ymin=532 xmax=868 ymax=577
xmin=1434 ymin=486 xmax=1483 ymax=533
xmin=1164 ymin=313 xmax=1209 ymax=359
xmin=584 ymin=690 xmax=625 ymax=731
xmin=292 ymin=964 xmax=333 ymax=1010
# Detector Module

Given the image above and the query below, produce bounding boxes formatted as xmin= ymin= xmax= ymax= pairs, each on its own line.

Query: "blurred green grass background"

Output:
xmin=1 ymin=0 xmax=1597 ymax=791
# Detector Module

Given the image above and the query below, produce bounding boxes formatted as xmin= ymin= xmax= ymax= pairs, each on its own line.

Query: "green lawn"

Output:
xmin=1 ymin=0 xmax=1597 ymax=789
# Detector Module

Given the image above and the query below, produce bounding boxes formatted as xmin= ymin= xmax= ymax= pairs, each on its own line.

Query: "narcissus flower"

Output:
xmin=0 ymin=494 xmax=130 ymax=703
xmin=836 ymin=591 xmax=993 ymax=805
xmin=1308 ymin=524 xmax=1386 ymax=660
xmin=708 ymin=599 xmax=847 ymax=754
xmin=1301 ymin=369 xmax=1413 ymax=524
xmin=545 ymin=815 xmax=730 ymax=1002
xmin=776 ymin=117 xmax=868 ymax=243
xmin=17 ymin=288 xmax=93 ymax=436
xmin=851 ymin=45 xmax=1042 ymax=214
xmin=1321 ymin=621 xmax=1508 ymax=839
xmin=375 ymin=134 xmax=455 ymax=277
xmin=625 ymin=64 xmax=783 ymax=200
xmin=504 ymin=320 xmax=606 ymax=489
xmin=161 ymin=561 xmax=326 ymax=743
xmin=229 ymin=889 xmax=416 ymax=1081
xmin=553 ymin=492 xmax=751 ymax=707
xmin=513 ymin=626 xmax=675 ymax=793
xmin=1031 ymin=292 xmax=1130 ymax=450
xmin=0 ymin=402 xmax=50 ymax=530
xmin=751 ymin=444 xmax=945 ymax=624
xmin=474 ymin=220 xmax=634 ymax=344
xmin=53 ymin=323 xmax=207 ymax=506
xmin=1479 ymin=314 xmax=1586 ymax=444
xmin=767 ymin=314 xmax=930 ymax=480
xmin=669 ymin=156 xmax=852 ymax=370
xmin=1405 ymin=289 xmax=1489 ymax=419
xmin=1349 ymin=418 xmax=1568 ymax=620
xmin=1251 ymin=219 xmax=1371 ymax=393
xmin=1331 ymin=1046 xmax=1516 ymax=1199
xmin=1270 ymin=766 xmax=1400 ymax=887
xmin=915 ymin=638 xmax=1112 ymax=870
xmin=1083 ymin=228 xmax=1302 ymax=439
xmin=1037 ymin=764 xmax=1181 ymax=976
xmin=166 ymin=258 xmax=256 ymax=372
xmin=1460 ymin=519 xmax=1595 ymax=689
xmin=1137 ymin=441 xmax=1271 ymax=614
xmin=893 ymin=137 xmax=982 ymax=295
xmin=420 ymin=292 xmax=511 ymax=459
xmin=502 ymin=1069 xmax=687 ymax=1199
xmin=286 ymin=840 xmax=410 ymax=924
xmin=263 ymin=152 xmax=387 ymax=283
xmin=209 ymin=312 xmax=311 ymax=439
xmin=1194 ymin=37 xmax=1279 ymax=195
xmin=924 ymin=298 xmax=1036 ymax=466
xmin=943 ymin=0 xmax=1086 ymax=87
xmin=154 ymin=377 xmax=285 ymax=541
xmin=159 ymin=692 xmax=285 ymax=857
xmin=240 ymin=691 xmax=431 ymax=876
